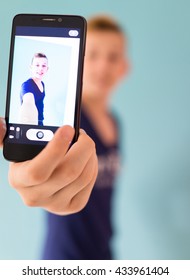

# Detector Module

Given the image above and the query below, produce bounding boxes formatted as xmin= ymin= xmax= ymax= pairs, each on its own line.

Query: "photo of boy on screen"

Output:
xmin=19 ymin=53 xmax=49 ymax=126
xmin=9 ymin=33 xmax=79 ymax=131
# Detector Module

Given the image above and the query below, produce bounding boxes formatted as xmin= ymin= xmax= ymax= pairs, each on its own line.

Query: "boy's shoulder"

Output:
xmin=21 ymin=78 xmax=33 ymax=86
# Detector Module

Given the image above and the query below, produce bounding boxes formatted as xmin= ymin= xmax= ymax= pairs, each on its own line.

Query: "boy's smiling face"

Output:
xmin=83 ymin=30 xmax=128 ymax=101
xmin=30 ymin=57 xmax=48 ymax=80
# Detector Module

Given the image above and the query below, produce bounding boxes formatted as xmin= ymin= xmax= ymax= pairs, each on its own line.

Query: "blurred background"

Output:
xmin=0 ymin=0 xmax=190 ymax=259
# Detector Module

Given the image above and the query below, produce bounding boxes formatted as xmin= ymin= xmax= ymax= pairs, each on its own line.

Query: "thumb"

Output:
xmin=9 ymin=125 xmax=75 ymax=187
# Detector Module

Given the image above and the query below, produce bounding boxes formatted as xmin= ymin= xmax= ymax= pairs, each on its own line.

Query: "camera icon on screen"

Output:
xmin=26 ymin=128 xmax=53 ymax=142
xmin=36 ymin=131 xmax=44 ymax=139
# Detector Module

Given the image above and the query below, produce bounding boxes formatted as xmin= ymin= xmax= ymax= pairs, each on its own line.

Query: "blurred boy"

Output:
xmin=42 ymin=15 xmax=129 ymax=260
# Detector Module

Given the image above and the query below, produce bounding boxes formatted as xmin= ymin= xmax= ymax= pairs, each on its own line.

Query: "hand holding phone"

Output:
xmin=3 ymin=14 xmax=86 ymax=161
xmin=8 ymin=126 xmax=98 ymax=214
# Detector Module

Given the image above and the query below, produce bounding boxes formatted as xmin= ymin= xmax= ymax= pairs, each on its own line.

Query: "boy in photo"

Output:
xmin=19 ymin=53 xmax=49 ymax=126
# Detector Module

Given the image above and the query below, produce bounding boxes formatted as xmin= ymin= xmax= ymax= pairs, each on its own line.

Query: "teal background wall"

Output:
xmin=0 ymin=0 xmax=190 ymax=259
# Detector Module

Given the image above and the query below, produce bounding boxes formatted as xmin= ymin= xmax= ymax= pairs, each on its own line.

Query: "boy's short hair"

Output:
xmin=87 ymin=15 xmax=123 ymax=34
xmin=31 ymin=53 xmax=48 ymax=64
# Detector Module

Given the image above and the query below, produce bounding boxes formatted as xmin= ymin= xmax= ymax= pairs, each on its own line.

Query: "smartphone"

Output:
xmin=3 ymin=14 xmax=86 ymax=162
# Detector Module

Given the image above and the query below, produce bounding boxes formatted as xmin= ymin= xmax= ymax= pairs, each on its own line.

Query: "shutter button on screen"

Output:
xmin=36 ymin=131 xmax=44 ymax=139
xmin=26 ymin=129 xmax=54 ymax=141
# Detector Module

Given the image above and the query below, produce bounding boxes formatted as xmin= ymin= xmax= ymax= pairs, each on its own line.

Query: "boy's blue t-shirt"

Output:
xmin=42 ymin=108 xmax=120 ymax=260
xmin=20 ymin=78 xmax=45 ymax=125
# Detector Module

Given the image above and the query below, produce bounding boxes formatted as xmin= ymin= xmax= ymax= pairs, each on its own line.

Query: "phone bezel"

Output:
xmin=3 ymin=14 xmax=86 ymax=162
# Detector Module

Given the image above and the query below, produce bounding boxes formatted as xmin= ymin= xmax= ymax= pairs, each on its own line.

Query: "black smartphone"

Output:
xmin=3 ymin=14 xmax=86 ymax=162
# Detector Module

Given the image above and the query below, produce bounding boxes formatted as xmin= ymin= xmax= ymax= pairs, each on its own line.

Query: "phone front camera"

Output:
xmin=58 ymin=18 xmax=62 ymax=22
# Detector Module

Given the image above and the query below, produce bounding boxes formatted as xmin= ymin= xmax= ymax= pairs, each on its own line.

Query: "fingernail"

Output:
xmin=80 ymin=129 xmax=86 ymax=134
xmin=60 ymin=125 xmax=74 ymax=142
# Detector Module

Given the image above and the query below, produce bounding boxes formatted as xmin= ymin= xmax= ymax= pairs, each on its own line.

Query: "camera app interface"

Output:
xmin=7 ymin=26 xmax=80 ymax=144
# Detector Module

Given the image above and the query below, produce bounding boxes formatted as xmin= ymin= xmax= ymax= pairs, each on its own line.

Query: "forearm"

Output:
xmin=19 ymin=93 xmax=38 ymax=125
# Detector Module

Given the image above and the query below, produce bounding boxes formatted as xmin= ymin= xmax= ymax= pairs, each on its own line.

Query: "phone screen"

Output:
xmin=4 ymin=14 xmax=86 ymax=161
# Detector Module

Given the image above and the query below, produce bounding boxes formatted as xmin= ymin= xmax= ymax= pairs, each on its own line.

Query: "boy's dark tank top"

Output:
xmin=42 ymin=108 xmax=120 ymax=260
xmin=20 ymin=78 xmax=45 ymax=125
